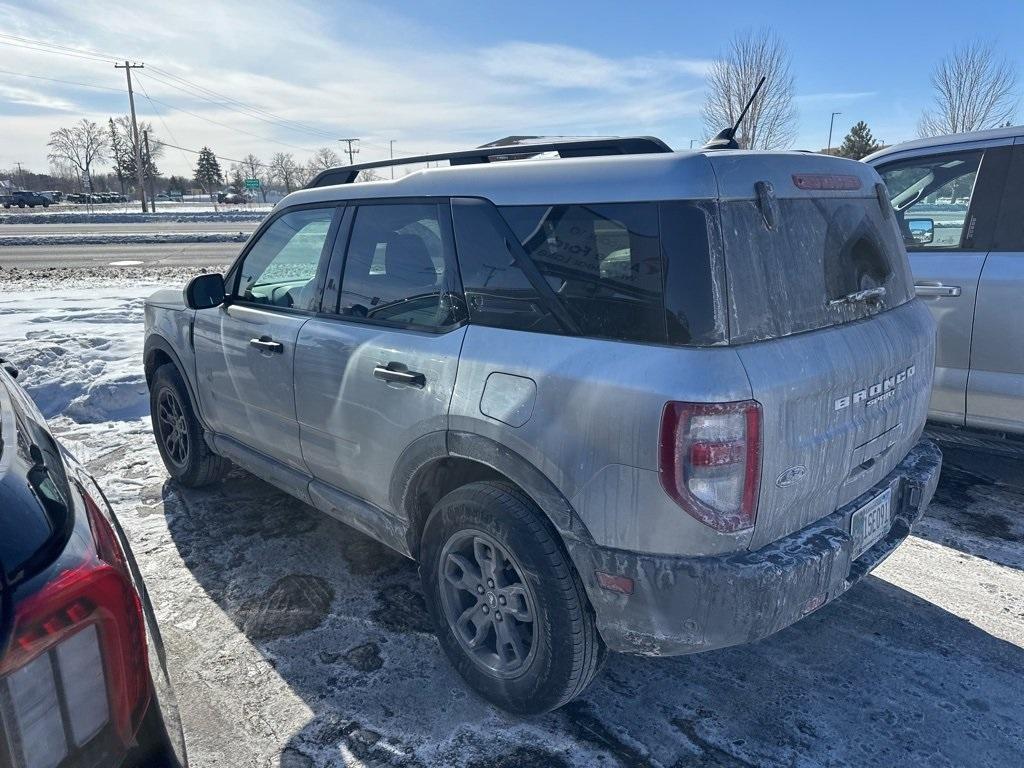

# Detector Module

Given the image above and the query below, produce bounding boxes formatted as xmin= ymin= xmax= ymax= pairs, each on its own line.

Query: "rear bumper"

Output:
xmin=569 ymin=438 xmax=942 ymax=656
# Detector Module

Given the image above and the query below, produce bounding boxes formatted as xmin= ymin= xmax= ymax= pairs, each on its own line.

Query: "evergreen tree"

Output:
xmin=108 ymin=116 xmax=161 ymax=184
xmin=837 ymin=121 xmax=882 ymax=160
xmin=108 ymin=118 xmax=130 ymax=196
xmin=194 ymin=147 xmax=222 ymax=194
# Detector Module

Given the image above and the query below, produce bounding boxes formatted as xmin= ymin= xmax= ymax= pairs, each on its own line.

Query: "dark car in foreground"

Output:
xmin=0 ymin=361 xmax=186 ymax=767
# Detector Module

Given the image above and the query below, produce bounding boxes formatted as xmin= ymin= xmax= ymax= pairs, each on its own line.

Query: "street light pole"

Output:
xmin=827 ymin=112 xmax=842 ymax=155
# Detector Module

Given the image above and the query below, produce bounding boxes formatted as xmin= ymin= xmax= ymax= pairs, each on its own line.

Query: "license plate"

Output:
xmin=850 ymin=488 xmax=893 ymax=558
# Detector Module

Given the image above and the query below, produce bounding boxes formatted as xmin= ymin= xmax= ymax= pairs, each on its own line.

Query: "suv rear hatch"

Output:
xmin=706 ymin=152 xmax=935 ymax=548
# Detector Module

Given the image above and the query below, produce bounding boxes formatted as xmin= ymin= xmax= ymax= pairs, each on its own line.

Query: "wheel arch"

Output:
xmin=144 ymin=334 xmax=208 ymax=430
xmin=392 ymin=430 xmax=595 ymax=560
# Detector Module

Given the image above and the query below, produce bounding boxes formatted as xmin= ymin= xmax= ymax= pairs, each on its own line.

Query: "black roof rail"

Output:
xmin=305 ymin=136 xmax=673 ymax=188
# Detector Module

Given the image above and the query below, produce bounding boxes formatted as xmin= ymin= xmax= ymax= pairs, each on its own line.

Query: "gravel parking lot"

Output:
xmin=2 ymin=283 xmax=1023 ymax=767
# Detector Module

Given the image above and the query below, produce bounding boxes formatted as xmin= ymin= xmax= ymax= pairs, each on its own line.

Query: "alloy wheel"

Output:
xmin=156 ymin=388 xmax=190 ymax=468
xmin=438 ymin=529 xmax=538 ymax=678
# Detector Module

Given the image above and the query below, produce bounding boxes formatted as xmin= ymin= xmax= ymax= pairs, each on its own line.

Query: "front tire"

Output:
xmin=150 ymin=363 xmax=230 ymax=487
xmin=420 ymin=481 xmax=604 ymax=714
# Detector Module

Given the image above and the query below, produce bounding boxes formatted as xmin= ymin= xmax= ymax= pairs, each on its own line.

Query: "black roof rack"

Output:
xmin=305 ymin=136 xmax=673 ymax=188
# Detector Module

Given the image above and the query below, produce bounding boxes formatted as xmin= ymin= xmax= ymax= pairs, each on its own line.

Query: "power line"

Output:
xmin=134 ymin=74 xmax=318 ymax=152
xmin=146 ymin=66 xmax=340 ymax=141
xmin=0 ymin=36 xmax=115 ymax=64
xmin=0 ymin=32 xmax=345 ymax=142
xmin=0 ymin=32 xmax=122 ymax=62
xmin=0 ymin=67 xmax=124 ymax=93
xmin=149 ymin=139 xmax=271 ymax=169
xmin=134 ymin=75 xmax=192 ymax=170
xmin=0 ymin=32 xmax=436 ymax=163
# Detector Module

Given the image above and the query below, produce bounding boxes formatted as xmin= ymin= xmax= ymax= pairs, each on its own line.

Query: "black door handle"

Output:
xmin=249 ymin=336 xmax=284 ymax=353
xmin=373 ymin=363 xmax=425 ymax=387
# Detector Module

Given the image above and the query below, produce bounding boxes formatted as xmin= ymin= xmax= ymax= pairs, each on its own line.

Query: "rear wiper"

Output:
xmin=827 ymin=286 xmax=886 ymax=308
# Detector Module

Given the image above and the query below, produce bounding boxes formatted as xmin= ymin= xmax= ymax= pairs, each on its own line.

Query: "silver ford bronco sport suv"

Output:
xmin=143 ymin=137 xmax=942 ymax=714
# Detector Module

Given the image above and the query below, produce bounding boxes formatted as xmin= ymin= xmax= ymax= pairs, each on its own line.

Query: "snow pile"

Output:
xmin=0 ymin=286 xmax=155 ymax=422
xmin=0 ymin=264 xmax=223 ymax=292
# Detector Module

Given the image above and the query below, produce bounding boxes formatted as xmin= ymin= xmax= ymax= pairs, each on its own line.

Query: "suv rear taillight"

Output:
xmin=0 ymin=484 xmax=149 ymax=768
xmin=659 ymin=400 xmax=762 ymax=533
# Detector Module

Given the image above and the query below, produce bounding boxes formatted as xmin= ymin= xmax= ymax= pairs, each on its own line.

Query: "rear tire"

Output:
xmin=150 ymin=363 xmax=230 ymax=487
xmin=420 ymin=481 xmax=605 ymax=714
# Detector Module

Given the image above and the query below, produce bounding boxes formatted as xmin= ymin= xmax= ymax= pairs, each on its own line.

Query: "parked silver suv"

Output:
xmin=144 ymin=137 xmax=941 ymax=713
xmin=865 ymin=126 xmax=1024 ymax=436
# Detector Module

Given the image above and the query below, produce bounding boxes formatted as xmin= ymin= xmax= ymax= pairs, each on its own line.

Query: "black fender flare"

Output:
xmin=390 ymin=430 xmax=597 ymax=555
xmin=143 ymin=334 xmax=210 ymax=432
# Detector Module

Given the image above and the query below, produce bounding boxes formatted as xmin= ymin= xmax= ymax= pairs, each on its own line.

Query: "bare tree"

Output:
xmin=701 ymin=29 xmax=798 ymax=150
xmin=269 ymin=152 xmax=302 ymax=192
xmin=47 ymin=119 xmax=109 ymax=191
xmin=240 ymin=153 xmax=269 ymax=201
xmin=307 ymin=147 xmax=342 ymax=175
xmin=918 ymin=42 xmax=1018 ymax=137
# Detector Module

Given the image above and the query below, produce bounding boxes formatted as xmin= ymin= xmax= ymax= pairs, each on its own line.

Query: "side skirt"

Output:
xmin=212 ymin=433 xmax=413 ymax=558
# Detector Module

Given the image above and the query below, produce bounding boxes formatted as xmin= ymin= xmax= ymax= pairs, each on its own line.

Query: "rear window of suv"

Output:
xmin=720 ymin=195 xmax=916 ymax=344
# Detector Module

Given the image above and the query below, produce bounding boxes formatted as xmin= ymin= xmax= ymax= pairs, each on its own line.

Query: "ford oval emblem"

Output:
xmin=776 ymin=465 xmax=807 ymax=488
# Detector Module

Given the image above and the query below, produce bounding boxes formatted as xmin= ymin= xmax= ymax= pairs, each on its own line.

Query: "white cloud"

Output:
xmin=0 ymin=83 xmax=74 ymax=111
xmin=0 ymin=0 xmax=711 ymax=174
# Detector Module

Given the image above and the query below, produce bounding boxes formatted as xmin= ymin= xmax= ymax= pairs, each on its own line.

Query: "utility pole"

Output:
xmin=338 ymin=138 xmax=360 ymax=165
xmin=14 ymin=162 xmax=24 ymax=188
xmin=116 ymin=61 xmax=148 ymax=213
xmin=827 ymin=111 xmax=842 ymax=156
xmin=143 ymin=130 xmax=156 ymax=213
xmin=389 ymin=140 xmax=395 ymax=179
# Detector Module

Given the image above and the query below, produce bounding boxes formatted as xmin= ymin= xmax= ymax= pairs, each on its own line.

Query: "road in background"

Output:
xmin=0 ymin=241 xmax=241 ymax=269
xmin=0 ymin=221 xmax=256 ymax=236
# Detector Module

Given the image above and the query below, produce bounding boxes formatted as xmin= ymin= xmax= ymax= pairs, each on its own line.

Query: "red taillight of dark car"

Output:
xmin=0 ymin=483 xmax=149 ymax=768
xmin=659 ymin=400 xmax=762 ymax=533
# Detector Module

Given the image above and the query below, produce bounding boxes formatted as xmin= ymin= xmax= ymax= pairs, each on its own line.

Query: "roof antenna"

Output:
xmin=703 ymin=75 xmax=766 ymax=150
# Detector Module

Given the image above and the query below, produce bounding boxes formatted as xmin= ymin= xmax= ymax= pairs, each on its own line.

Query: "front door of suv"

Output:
xmin=294 ymin=201 xmax=466 ymax=513
xmin=876 ymin=145 xmax=1009 ymax=426
xmin=193 ymin=205 xmax=340 ymax=468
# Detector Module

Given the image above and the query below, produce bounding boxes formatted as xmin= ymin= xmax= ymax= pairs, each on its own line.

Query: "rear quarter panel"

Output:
xmin=449 ymin=325 xmax=756 ymax=557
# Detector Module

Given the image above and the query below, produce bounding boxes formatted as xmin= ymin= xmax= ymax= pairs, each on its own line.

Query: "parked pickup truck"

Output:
xmin=1 ymin=190 xmax=51 ymax=208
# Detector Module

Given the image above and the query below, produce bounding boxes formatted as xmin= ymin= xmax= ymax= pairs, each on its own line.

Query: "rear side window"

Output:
xmin=722 ymin=196 xmax=916 ymax=344
xmin=452 ymin=198 xmax=726 ymax=346
xmin=500 ymin=203 xmax=666 ymax=344
xmin=336 ymin=203 xmax=463 ymax=329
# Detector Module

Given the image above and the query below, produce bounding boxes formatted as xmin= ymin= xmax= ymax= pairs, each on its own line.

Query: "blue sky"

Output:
xmin=0 ymin=0 xmax=1021 ymax=176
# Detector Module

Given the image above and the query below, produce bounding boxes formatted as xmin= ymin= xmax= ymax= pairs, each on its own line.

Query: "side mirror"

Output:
xmin=184 ymin=273 xmax=226 ymax=310
xmin=906 ymin=218 xmax=935 ymax=245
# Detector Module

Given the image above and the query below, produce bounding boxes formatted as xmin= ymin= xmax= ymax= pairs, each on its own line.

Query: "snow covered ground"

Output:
xmin=1 ymin=283 xmax=1023 ymax=767
xmin=0 ymin=232 xmax=249 ymax=246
